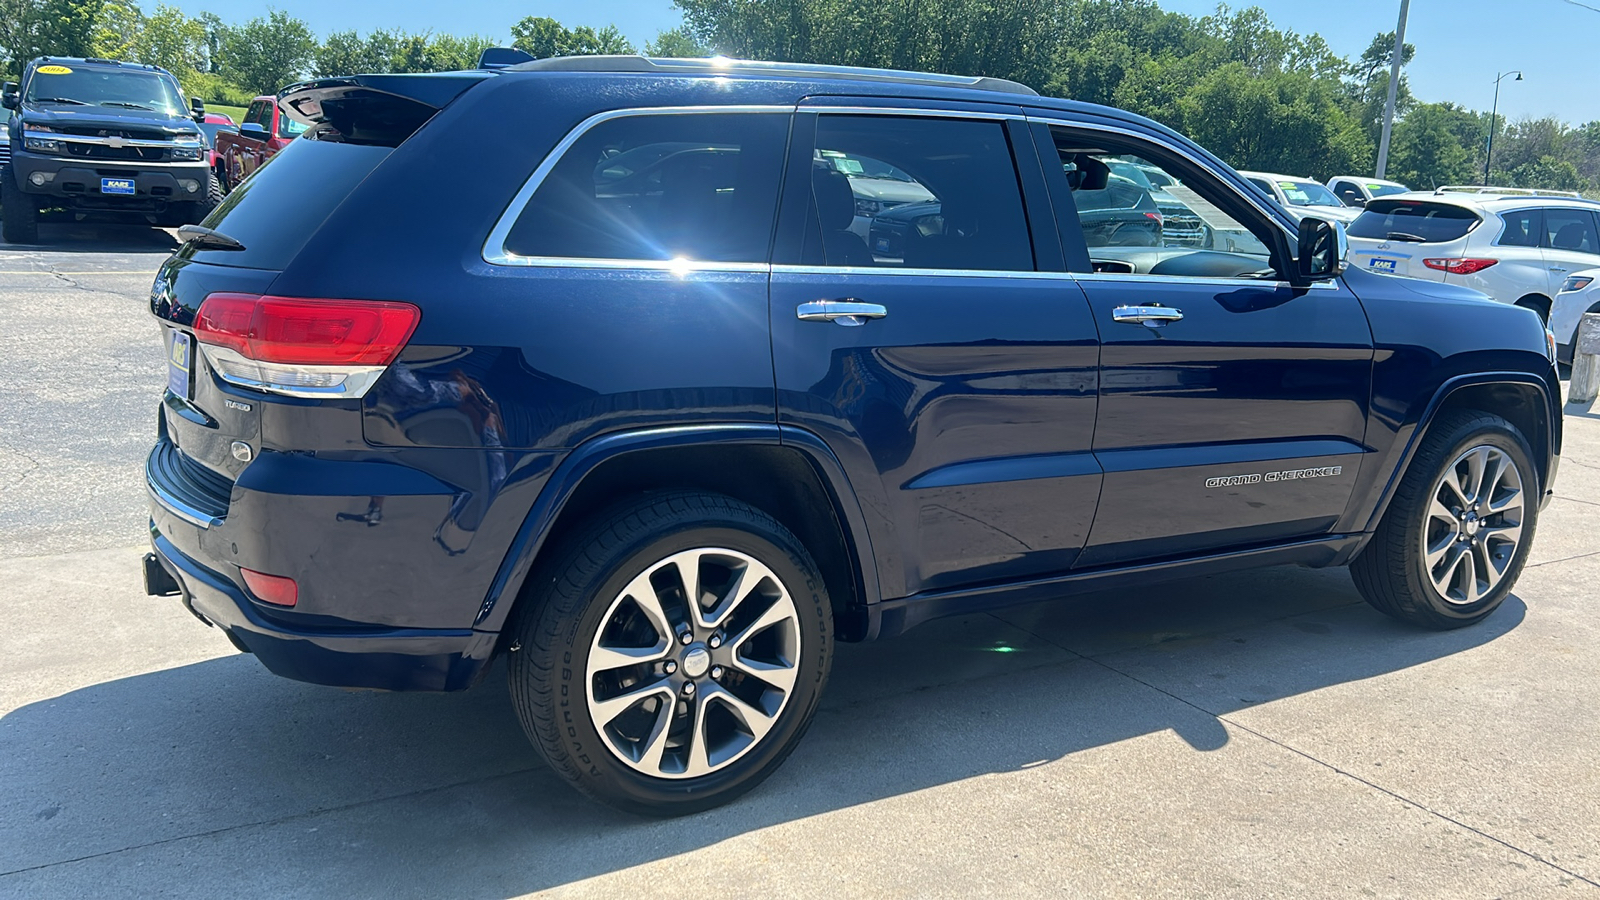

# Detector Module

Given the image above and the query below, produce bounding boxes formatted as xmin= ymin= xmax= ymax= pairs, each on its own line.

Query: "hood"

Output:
xmin=874 ymin=199 xmax=941 ymax=223
xmin=848 ymin=177 xmax=935 ymax=205
xmin=20 ymin=104 xmax=198 ymax=135
xmin=1285 ymin=204 xmax=1361 ymax=225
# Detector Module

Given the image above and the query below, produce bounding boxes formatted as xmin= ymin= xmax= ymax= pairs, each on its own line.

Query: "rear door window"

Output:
xmin=799 ymin=114 xmax=1034 ymax=271
xmin=1541 ymin=208 xmax=1600 ymax=254
xmin=1347 ymin=200 xmax=1481 ymax=244
xmin=503 ymin=112 xmax=789 ymax=263
xmin=1498 ymin=209 xmax=1543 ymax=247
xmin=1332 ymin=181 xmax=1363 ymax=206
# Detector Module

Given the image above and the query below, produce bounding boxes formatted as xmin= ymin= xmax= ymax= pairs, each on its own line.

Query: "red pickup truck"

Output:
xmin=213 ymin=95 xmax=305 ymax=192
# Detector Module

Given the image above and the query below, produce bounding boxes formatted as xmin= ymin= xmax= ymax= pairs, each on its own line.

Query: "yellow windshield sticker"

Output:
xmin=1278 ymin=181 xmax=1298 ymax=189
xmin=1366 ymin=183 xmax=1383 ymax=190
xmin=36 ymin=64 xmax=73 ymax=74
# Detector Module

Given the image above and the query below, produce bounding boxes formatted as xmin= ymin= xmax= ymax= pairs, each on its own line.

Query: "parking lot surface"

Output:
xmin=3 ymin=223 xmax=1599 ymax=899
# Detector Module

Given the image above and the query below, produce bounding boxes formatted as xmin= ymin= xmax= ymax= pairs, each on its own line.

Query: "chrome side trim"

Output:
xmin=482 ymin=105 xmax=793 ymax=268
xmin=199 ymin=344 xmax=389 ymax=400
xmin=797 ymin=104 xmax=1025 ymax=121
xmin=49 ymin=134 xmax=200 ymax=148
xmin=772 ymin=263 xmax=1066 ymax=280
xmin=1070 ymin=271 xmax=1341 ymax=290
xmin=146 ymin=470 xmax=222 ymax=530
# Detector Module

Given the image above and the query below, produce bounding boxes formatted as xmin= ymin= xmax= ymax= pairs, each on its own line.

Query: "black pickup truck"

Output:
xmin=2 ymin=57 xmax=219 ymax=243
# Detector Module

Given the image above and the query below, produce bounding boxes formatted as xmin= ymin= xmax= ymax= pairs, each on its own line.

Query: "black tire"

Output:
xmin=214 ymin=162 xmax=231 ymax=195
xmin=506 ymin=491 xmax=833 ymax=816
xmin=179 ymin=170 xmax=221 ymax=225
xmin=1351 ymin=410 xmax=1539 ymax=629
xmin=1515 ymin=295 xmax=1551 ymax=323
xmin=2 ymin=166 xmax=41 ymax=244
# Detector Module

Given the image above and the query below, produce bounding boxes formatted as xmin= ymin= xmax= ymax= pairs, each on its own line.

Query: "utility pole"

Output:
xmin=1375 ymin=0 xmax=1411 ymax=180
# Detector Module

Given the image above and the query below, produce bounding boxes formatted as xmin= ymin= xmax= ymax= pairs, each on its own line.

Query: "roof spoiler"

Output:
xmin=476 ymin=47 xmax=535 ymax=70
xmin=278 ymin=71 xmax=493 ymax=145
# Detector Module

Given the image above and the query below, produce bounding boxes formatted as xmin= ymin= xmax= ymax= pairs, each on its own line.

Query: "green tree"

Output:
xmin=221 ymin=9 xmax=315 ymax=94
xmin=1388 ymin=102 xmax=1478 ymax=189
xmin=646 ymin=26 xmax=709 ymax=57
xmin=126 ymin=4 xmax=207 ymax=77
xmin=511 ymin=16 xmax=633 ymax=58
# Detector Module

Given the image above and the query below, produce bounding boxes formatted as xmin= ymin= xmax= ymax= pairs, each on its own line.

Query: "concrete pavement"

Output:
xmin=2 ymin=223 xmax=1598 ymax=898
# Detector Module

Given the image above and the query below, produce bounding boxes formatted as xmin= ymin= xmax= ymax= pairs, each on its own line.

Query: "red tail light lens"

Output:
xmin=240 ymin=567 xmax=298 ymax=607
xmin=1143 ymin=211 xmax=1164 ymax=226
xmin=195 ymin=293 xmax=421 ymax=366
xmin=1423 ymin=257 xmax=1499 ymax=275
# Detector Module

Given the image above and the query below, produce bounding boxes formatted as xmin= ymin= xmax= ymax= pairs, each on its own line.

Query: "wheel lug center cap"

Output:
xmin=681 ymin=644 xmax=711 ymax=679
xmin=1463 ymin=513 xmax=1481 ymax=535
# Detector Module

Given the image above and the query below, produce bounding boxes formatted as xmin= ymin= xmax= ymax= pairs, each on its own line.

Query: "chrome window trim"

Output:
xmin=799 ymin=104 xmax=1025 ymax=121
xmin=1071 ymin=271 xmax=1340 ymax=290
xmin=482 ymin=105 xmax=793 ymax=268
xmin=773 ymin=263 xmax=1062 ymax=280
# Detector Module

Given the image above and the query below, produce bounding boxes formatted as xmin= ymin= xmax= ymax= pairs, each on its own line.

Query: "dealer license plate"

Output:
xmin=1367 ymin=258 xmax=1397 ymax=274
xmin=100 ymin=177 xmax=135 ymax=195
xmin=167 ymin=330 xmax=192 ymax=400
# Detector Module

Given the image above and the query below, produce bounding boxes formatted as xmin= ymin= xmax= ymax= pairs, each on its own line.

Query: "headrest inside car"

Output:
xmin=1066 ymin=154 xmax=1110 ymax=191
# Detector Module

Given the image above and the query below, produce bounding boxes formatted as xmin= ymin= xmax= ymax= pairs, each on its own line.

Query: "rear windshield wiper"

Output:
xmin=100 ymin=101 xmax=156 ymax=110
xmin=176 ymin=224 xmax=245 ymax=251
xmin=1385 ymin=232 xmax=1428 ymax=243
xmin=32 ymin=96 xmax=89 ymax=105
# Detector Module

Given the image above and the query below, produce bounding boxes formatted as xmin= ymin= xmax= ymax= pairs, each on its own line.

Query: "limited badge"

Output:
xmin=37 ymin=64 xmax=73 ymax=74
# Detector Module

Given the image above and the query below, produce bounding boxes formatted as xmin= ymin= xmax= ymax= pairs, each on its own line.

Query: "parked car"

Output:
xmin=1344 ymin=191 xmax=1600 ymax=321
xmin=1 ymin=56 xmax=219 ymax=243
xmin=1327 ymin=176 xmax=1409 ymax=208
xmin=1240 ymin=171 xmax=1360 ymax=224
xmin=1550 ymin=267 xmax=1600 ymax=363
xmin=196 ymin=112 xmax=236 ymax=180
xmin=213 ymin=94 xmax=305 ymax=191
xmin=143 ymin=56 xmax=1561 ymax=816
xmin=1106 ymin=160 xmax=1209 ymax=247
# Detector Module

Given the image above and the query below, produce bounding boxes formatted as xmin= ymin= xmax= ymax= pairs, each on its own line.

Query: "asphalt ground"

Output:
xmin=3 ymin=220 xmax=1600 ymax=899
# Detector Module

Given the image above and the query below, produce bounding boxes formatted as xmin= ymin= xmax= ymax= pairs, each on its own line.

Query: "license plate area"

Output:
xmin=1368 ymin=258 xmax=1397 ymax=274
xmin=167 ymin=329 xmax=193 ymax=400
xmin=100 ymin=177 xmax=135 ymax=195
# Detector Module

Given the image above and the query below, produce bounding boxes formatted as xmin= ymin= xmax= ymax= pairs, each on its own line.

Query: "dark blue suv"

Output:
xmin=143 ymin=57 xmax=1563 ymax=815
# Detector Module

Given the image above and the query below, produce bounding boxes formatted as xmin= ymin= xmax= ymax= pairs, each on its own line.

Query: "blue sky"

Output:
xmin=168 ymin=0 xmax=1599 ymax=124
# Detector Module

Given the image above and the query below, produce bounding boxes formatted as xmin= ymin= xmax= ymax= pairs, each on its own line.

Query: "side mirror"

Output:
xmin=190 ymin=97 xmax=205 ymax=120
xmin=239 ymin=122 xmax=268 ymax=142
xmin=1297 ymin=217 xmax=1347 ymax=284
xmin=1 ymin=83 xmax=18 ymax=111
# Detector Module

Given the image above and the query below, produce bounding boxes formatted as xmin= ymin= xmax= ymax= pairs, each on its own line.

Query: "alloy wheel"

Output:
xmin=1421 ymin=444 xmax=1525 ymax=605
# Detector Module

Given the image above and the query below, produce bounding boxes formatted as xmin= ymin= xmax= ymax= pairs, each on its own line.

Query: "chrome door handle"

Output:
xmin=1550 ymin=266 xmax=1570 ymax=273
xmin=797 ymin=300 xmax=888 ymax=326
xmin=1111 ymin=305 xmax=1184 ymax=325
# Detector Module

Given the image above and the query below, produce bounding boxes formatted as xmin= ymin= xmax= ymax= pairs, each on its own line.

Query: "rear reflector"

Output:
xmin=240 ymin=567 xmax=298 ymax=607
xmin=195 ymin=293 xmax=420 ymax=366
xmin=192 ymin=293 xmax=420 ymax=399
xmin=1424 ymin=257 xmax=1499 ymax=275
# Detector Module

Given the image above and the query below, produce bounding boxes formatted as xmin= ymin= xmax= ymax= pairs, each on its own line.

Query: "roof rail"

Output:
xmin=1435 ymin=185 xmax=1586 ymax=198
xmin=506 ymin=55 xmax=1040 ymax=96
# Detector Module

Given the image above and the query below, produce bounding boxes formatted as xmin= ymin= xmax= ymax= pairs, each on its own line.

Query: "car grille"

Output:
xmin=147 ymin=439 xmax=234 ymax=523
xmin=57 ymin=125 xmax=167 ymax=141
xmin=64 ymin=143 xmax=169 ymax=162
xmin=0 ymin=142 xmax=10 ymax=169
xmin=1160 ymin=210 xmax=1208 ymax=247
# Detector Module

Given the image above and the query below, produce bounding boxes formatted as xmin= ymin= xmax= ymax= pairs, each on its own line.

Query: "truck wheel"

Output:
xmin=1 ymin=167 xmax=41 ymax=244
xmin=182 ymin=170 xmax=222 ymax=224
xmin=507 ymin=491 xmax=833 ymax=816
xmin=1351 ymin=411 xmax=1538 ymax=630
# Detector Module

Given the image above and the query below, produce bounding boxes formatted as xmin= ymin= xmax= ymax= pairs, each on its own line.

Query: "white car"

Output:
xmin=1551 ymin=267 xmax=1600 ymax=363
xmin=1239 ymin=171 xmax=1361 ymax=224
xmin=1344 ymin=190 xmax=1600 ymax=322
xmin=1327 ymin=176 xmax=1409 ymax=208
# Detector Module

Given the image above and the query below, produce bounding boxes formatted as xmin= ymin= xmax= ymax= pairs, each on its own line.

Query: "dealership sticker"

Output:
xmin=37 ymin=65 xmax=73 ymax=74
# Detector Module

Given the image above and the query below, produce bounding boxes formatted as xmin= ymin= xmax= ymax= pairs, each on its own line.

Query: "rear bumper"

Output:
xmin=148 ymin=530 xmax=496 ymax=691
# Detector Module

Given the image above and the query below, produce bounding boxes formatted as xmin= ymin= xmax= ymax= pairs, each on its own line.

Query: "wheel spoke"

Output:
xmin=1440 ymin=466 xmax=1472 ymax=508
xmin=1459 ymin=548 xmax=1480 ymax=603
xmin=682 ymin=693 xmax=715 ymax=778
xmin=590 ymin=680 xmax=673 ymax=727
xmin=731 ymin=595 xmax=797 ymax=652
xmin=1461 ymin=447 xmax=1492 ymax=504
xmin=1429 ymin=497 xmax=1459 ymax=525
xmin=694 ymin=555 xmax=779 ymax=631
xmin=1480 ymin=522 xmax=1523 ymax=550
xmin=706 ymin=682 xmax=779 ymax=743
xmin=619 ymin=568 xmax=674 ymax=645
xmin=634 ymin=699 xmax=675 ymax=772
xmin=1431 ymin=542 xmax=1466 ymax=592
xmin=732 ymin=654 xmax=798 ymax=695
xmin=1425 ymin=533 xmax=1459 ymax=568
xmin=589 ymin=640 xmax=670 ymax=675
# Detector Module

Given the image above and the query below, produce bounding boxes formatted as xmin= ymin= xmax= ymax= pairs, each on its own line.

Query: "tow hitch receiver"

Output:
xmin=143 ymin=553 xmax=181 ymax=596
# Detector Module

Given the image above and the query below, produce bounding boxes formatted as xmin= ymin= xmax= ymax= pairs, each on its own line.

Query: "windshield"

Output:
xmin=25 ymin=64 xmax=186 ymax=115
xmin=1279 ymin=180 xmax=1343 ymax=207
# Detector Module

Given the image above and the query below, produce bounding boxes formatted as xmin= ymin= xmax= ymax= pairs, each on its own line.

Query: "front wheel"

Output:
xmin=2 ymin=166 xmax=41 ymax=244
xmin=1351 ymin=411 xmax=1538 ymax=629
xmin=507 ymin=491 xmax=833 ymax=815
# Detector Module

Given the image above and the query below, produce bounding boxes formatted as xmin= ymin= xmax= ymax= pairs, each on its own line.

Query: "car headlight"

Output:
xmin=169 ymin=145 xmax=202 ymax=161
xmin=1546 ymin=325 xmax=1558 ymax=363
xmin=854 ymin=198 xmax=881 ymax=217
xmin=22 ymin=126 xmax=61 ymax=153
xmin=1560 ymin=275 xmax=1594 ymax=293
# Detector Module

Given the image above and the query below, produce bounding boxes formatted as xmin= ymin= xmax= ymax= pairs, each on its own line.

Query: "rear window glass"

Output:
xmin=181 ymin=138 xmax=391 ymax=269
xmin=503 ymin=112 xmax=788 ymax=263
xmin=1347 ymin=200 xmax=1480 ymax=243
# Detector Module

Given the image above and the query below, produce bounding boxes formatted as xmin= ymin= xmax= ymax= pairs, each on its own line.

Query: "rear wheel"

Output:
xmin=1515 ymin=295 xmax=1552 ymax=323
xmin=2 ymin=166 xmax=41 ymax=244
xmin=506 ymin=491 xmax=833 ymax=815
xmin=1351 ymin=411 xmax=1538 ymax=629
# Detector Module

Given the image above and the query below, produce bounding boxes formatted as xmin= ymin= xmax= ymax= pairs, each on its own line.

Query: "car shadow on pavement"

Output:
xmin=0 ymin=216 xmax=179 ymax=253
xmin=0 ymin=565 xmax=1524 ymax=896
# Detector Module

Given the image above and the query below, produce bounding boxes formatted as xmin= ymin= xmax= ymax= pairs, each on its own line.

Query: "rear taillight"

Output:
xmin=1143 ymin=211 xmax=1163 ymax=226
xmin=193 ymin=293 xmax=420 ymax=398
xmin=1423 ymin=257 xmax=1499 ymax=275
xmin=240 ymin=567 xmax=298 ymax=607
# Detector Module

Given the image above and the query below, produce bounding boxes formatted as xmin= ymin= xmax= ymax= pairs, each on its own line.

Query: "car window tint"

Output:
xmin=1498 ymin=209 xmax=1543 ymax=247
xmin=1047 ymin=139 xmax=1272 ymax=267
xmin=505 ymin=112 xmax=788 ymax=263
xmin=1542 ymin=208 xmax=1600 ymax=254
xmin=1348 ymin=201 xmax=1481 ymax=243
xmin=800 ymin=115 xmax=1033 ymax=271
xmin=248 ymin=101 xmax=271 ymax=128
